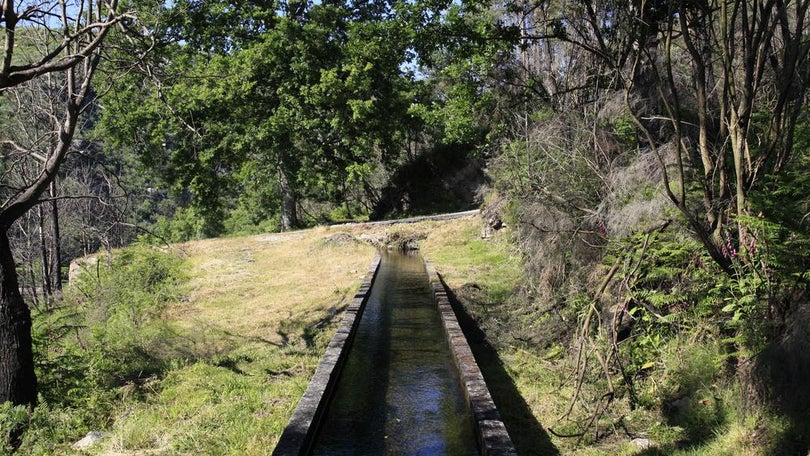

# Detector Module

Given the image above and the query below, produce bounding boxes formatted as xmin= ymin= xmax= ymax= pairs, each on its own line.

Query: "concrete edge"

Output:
xmin=271 ymin=254 xmax=382 ymax=456
xmin=424 ymin=260 xmax=519 ymax=456
xmin=330 ymin=209 xmax=480 ymax=228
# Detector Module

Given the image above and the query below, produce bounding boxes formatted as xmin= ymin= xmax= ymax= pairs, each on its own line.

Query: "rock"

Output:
xmin=631 ymin=437 xmax=655 ymax=450
xmin=358 ymin=233 xmax=384 ymax=248
xmin=400 ymin=237 xmax=420 ymax=251
xmin=72 ymin=431 xmax=108 ymax=450
xmin=68 ymin=255 xmax=99 ymax=283
xmin=385 ymin=231 xmax=426 ymax=251
xmin=665 ymin=395 xmax=691 ymax=414
xmin=321 ymin=232 xmax=357 ymax=246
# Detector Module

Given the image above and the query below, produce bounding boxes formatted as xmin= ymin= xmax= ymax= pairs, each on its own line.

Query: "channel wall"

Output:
xmin=272 ymin=254 xmax=517 ymax=455
xmin=271 ymin=255 xmax=381 ymax=456
xmin=425 ymin=262 xmax=518 ymax=456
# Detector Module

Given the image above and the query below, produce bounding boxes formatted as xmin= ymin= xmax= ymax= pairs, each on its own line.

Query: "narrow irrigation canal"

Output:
xmin=310 ymin=251 xmax=478 ymax=455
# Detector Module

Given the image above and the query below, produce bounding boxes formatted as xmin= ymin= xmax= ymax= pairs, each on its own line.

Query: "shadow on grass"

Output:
xmin=750 ymin=312 xmax=810 ymax=456
xmin=440 ymin=275 xmax=559 ymax=456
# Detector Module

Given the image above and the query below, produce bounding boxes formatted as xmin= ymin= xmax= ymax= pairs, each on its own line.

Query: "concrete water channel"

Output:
xmin=273 ymin=251 xmax=516 ymax=455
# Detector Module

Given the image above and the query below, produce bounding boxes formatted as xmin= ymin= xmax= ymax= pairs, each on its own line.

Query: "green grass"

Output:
xmin=108 ymin=345 xmax=315 ymax=455
xmin=16 ymin=229 xmax=376 ymax=455
xmin=10 ymin=215 xmax=799 ymax=455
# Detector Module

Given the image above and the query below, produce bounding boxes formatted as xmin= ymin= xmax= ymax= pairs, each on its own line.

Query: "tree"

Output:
xmin=490 ymin=0 xmax=810 ymax=434
xmin=101 ymin=0 xmax=428 ymax=232
xmin=515 ymin=0 xmax=810 ymax=273
xmin=618 ymin=0 xmax=810 ymax=273
xmin=0 ymin=0 xmax=131 ymax=407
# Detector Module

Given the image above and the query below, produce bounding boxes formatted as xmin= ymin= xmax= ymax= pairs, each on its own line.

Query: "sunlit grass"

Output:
xmin=86 ymin=229 xmax=375 ymax=455
xmin=89 ymin=217 xmax=518 ymax=455
xmin=173 ymin=229 xmax=373 ymax=343
xmin=107 ymin=346 xmax=315 ymax=455
xmin=26 ymin=214 xmax=783 ymax=456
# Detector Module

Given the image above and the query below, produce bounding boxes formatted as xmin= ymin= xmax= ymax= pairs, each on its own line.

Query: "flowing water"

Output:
xmin=310 ymin=251 xmax=478 ymax=455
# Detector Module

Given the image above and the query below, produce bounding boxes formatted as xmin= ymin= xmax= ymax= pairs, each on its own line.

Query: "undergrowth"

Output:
xmin=429 ymin=213 xmax=809 ymax=455
xmin=2 ymin=230 xmax=369 ymax=455
xmin=0 ymin=246 xmax=182 ymax=454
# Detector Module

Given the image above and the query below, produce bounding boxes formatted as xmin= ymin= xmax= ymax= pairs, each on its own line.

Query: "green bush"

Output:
xmin=0 ymin=402 xmax=29 ymax=454
xmin=12 ymin=246 xmax=188 ymax=453
xmin=222 ymin=205 xmax=279 ymax=235
xmin=79 ymin=247 xmax=184 ymax=381
xmin=146 ymin=206 xmax=209 ymax=243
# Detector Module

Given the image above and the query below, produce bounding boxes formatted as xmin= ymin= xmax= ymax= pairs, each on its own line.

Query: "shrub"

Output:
xmin=11 ymin=247 xmax=187 ymax=453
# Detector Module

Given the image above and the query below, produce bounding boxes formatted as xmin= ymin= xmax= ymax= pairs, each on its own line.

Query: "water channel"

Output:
xmin=310 ymin=251 xmax=479 ymax=455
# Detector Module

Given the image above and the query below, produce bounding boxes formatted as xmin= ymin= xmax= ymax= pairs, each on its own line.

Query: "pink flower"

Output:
xmin=722 ymin=236 xmax=737 ymax=259
xmin=597 ymin=220 xmax=607 ymax=237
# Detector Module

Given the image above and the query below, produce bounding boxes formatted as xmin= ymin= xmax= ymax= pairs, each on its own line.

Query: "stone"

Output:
xmin=68 ymin=256 xmax=99 ymax=283
xmin=72 ymin=431 xmax=108 ymax=450
xmin=631 ymin=437 xmax=655 ymax=450
xmin=321 ymin=232 xmax=357 ymax=246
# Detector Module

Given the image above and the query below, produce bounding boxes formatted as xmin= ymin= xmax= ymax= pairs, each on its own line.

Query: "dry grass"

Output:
xmin=169 ymin=228 xmax=376 ymax=344
xmin=167 ymin=216 xmax=492 ymax=344
xmin=89 ymin=214 xmax=528 ymax=456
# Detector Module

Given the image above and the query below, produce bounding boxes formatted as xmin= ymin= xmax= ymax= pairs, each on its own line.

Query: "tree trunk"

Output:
xmin=38 ymin=204 xmax=53 ymax=300
xmin=49 ymin=181 xmax=62 ymax=293
xmin=0 ymin=0 xmax=124 ymax=414
xmin=278 ymin=156 xmax=298 ymax=231
xmin=0 ymin=229 xmax=38 ymax=407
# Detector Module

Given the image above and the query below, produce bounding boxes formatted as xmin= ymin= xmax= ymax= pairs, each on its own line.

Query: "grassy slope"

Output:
xmin=76 ymin=215 xmax=761 ymax=456
xmin=83 ymin=216 xmax=533 ymax=455
xmin=90 ymin=228 xmax=376 ymax=455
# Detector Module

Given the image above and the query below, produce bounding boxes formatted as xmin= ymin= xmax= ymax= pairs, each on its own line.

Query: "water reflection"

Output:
xmin=310 ymin=251 xmax=478 ymax=455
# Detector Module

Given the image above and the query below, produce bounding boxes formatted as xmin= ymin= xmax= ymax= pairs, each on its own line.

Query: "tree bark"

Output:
xmin=49 ymin=180 xmax=62 ymax=293
xmin=278 ymin=161 xmax=298 ymax=231
xmin=0 ymin=230 xmax=37 ymax=407
xmin=38 ymin=204 xmax=53 ymax=300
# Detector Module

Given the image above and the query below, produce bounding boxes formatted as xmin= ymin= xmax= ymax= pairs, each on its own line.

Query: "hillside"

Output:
xmin=21 ymin=215 xmax=516 ymax=454
xmin=3 ymin=1 xmax=808 ymax=455
xmin=15 ymin=212 xmax=809 ymax=455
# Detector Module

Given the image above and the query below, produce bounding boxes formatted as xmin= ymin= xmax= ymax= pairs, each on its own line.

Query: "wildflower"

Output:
xmin=597 ymin=220 xmax=607 ymax=237
xmin=725 ymin=237 xmax=737 ymax=258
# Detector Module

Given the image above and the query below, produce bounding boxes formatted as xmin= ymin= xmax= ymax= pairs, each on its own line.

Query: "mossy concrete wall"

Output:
xmin=426 ymin=261 xmax=518 ymax=456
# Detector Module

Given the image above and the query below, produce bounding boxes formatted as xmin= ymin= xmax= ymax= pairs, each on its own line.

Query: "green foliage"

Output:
xmin=606 ymin=228 xmax=762 ymax=374
xmin=608 ymin=232 xmax=696 ymax=374
xmin=0 ymin=402 xmax=29 ymax=454
xmin=9 ymin=397 xmax=105 ymax=456
xmin=611 ymin=114 xmax=638 ymax=148
xmin=74 ymin=247 xmax=184 ymax=363
xmin=12 ymin=247 xmax=187 ymax=452
xmin=222 ymin=161 xmax=282 ymax=235
xmin=592 ymin=207 xmax=809 ymax=449
xmin=223 ymin=206 xmax=280 ymax=236
xmin=659 ymin=342 xmax=727 ymax=442
xmin=147 ymin=206 xmax=209 ymax=243
xmin=108 ymin=344 xmax=318 ymax=455
xmin=747 ymin=135 xmax=810 ymax=279
xmin=101 ymin=0 xmax=457 ymax=232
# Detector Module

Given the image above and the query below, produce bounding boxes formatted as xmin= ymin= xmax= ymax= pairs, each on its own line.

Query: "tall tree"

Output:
xmin=516 ymin=0 xmax=810 ymax=273
xmin=101 ymin=0 xmax=425 ymax=232
xmin=621 ymin=0 xmax=810 ymax=272
xmin=0 ymin=0 xmax=130 ymax=407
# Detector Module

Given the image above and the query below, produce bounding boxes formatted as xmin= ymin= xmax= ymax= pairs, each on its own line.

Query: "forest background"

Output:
xmin=1 ymin=0 xmax=809 ymax=454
